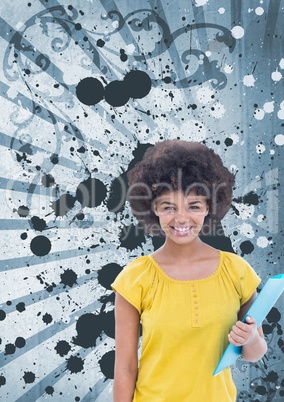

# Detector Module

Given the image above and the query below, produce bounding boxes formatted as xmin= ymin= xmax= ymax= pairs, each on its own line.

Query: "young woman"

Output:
xmin=111 ymin=140 xmax=267 ymax=402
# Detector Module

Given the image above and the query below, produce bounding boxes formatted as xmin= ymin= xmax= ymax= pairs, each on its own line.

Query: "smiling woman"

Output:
xmin=154 ymin=190 xmax=208 ymax=242
xmin=111 ymin=139 xmax=267 ymax=402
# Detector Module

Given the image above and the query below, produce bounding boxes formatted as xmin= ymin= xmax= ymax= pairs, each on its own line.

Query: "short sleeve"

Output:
xmin=111 ymin=256 xmax=154 ymax=314
xmin=223 ymin=252 xmax=261 ymax=306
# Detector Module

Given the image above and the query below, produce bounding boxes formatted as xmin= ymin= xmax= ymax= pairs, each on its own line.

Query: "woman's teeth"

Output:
xmin=173 ymin=227 xmax=191 ymax=232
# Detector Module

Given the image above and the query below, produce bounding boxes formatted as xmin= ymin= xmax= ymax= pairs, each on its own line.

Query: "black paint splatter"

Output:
xmin=31 ymin=216 xmax=48 ymax=231
xmin=41 ymin=173 xmax=55 ymax=187
xmin=30 ymin=235 xmax=51 ymax=256
xmin=51 ymin=193 xmax=77 ymax=217
xmin=101 ymin=310 xmax=115 ymax=339
xmin=55 ymin=340 xmax=71 ymax=357
xmin=72 ymin=313 xmax=102 ymax=348
xmin=0 ymin=375 xmax=6 ymax=387
xmin=107 ymin=142 xmax=153 ymax=213
xmin=0 ymin=310 xmax=6 ymax=321
xmin=66 ymin=355 xmax=84 ymax=373
xmin=98 ymin=350 xmax=115 ymax=380
xmin=106 ymin=172 xmax=128 ymax=213
xmin=76 ymin=176 xmax=107 ymax=208
xmin=240 ymin=240 xmax=254 ymax=256
xmin=5 ymin=343 xmax=16 ymax=355
xmin=60 ymin=269 xmax=78 ymax=287
xmin=119 ymin=223 xmax=146 ymax=251
xmin=233 ymin=191 xmax=260 ymax=206
xmin=104 ymin=80 xmax=130 ymax=107
xmin=97 ymin=263 xmax=123 ymax=290
xmin=42 ymin=313 xmax=53 ymax=325
xmin=97 ymin=39 xmax=105 ymax=47
xmin=23 ymin=371 xmax=36 ymax=384
xmin=16 ymin=302 xmax=26 ymax=313
xmin=15 ymin=337 xmax=26 ymax=348
xmin=224 ymin=138 xmax=233 ymax=147
xmin=266 ymin=307 xmax=281 ymax=324
xmin=45 ymin=386 xmax=54 ymax=395
xmin=18 ymin=205 xmax=29 ymax=217
xmin=50 ymin=154 xmax=59 ymax=164
xmin=124 ymin=70 xmax=152 ymax=99
xmin=255 ymin=385 xmax=266 ymax=395
xmin=76 ymin=77 xmax=104 ymax=105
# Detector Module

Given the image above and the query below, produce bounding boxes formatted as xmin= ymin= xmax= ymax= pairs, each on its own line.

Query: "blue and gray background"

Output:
xmin=0 ymin=1 xmax=283 ymax=401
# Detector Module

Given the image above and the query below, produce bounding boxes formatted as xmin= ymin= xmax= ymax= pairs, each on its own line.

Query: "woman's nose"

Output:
xmin=175 ymin=209 xmax=189 ymax=222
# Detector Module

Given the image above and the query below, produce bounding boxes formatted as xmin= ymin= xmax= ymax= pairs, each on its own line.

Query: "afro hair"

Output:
xmin=127 ymin=139 xmax=235 ymax=236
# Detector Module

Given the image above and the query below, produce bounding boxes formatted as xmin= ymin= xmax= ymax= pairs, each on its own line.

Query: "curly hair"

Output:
xmin=127 ymin=139 xmax=235 ymax=236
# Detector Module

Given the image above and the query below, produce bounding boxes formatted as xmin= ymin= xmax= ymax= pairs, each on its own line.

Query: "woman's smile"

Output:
xmin=154 ymin=189 xmax=208 ymax=243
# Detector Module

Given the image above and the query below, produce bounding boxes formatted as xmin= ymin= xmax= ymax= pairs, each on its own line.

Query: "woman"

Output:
xmin=111 ymin=140 xmax=267 ymax=402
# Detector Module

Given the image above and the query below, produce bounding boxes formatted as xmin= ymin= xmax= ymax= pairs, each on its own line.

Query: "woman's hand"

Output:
xmin=228 ymin=316 xmax=258 ymax=347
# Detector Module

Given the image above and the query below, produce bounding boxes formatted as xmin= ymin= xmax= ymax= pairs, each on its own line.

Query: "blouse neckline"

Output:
xmin=148 ymin=250 xmax=223 ymax=284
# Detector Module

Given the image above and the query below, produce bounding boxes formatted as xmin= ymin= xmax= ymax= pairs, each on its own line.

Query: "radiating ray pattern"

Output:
xmin=0 ymin=1 xmax=283 ymax=401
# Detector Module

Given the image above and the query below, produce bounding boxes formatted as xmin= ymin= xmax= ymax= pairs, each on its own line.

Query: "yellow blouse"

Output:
xmin=112 ymin=250 xmax=261 ymax=402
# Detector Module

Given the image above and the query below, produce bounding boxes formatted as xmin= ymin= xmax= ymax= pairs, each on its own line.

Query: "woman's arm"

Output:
xmin=113 ymin=292 xmax=140 ymax=402
xmin=228 ymin=291 xmax=267 ymax=362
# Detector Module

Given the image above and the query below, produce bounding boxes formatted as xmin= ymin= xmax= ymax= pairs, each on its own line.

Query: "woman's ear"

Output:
xmin=153 ymin=202 xmax=159 ymax=216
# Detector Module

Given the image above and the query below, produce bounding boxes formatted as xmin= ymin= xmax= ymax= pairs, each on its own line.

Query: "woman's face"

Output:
xmin=154 ymin=189 xmax=208 ymax=244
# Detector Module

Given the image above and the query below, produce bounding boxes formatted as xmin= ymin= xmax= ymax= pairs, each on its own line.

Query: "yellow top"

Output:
xmin=111 ymin=250 xmax=261 ymax=402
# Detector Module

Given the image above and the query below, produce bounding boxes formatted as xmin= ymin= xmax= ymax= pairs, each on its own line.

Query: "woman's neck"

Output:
xmin=157 ymin=236 xmax=206 ymax=263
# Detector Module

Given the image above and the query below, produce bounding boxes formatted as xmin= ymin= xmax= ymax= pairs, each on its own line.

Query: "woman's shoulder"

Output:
xmin=124 ymin=254 xmax=153 ymax=271
xmin=220 ymin=250 xmax=259 ymax=280
xmin=220 ymin=250 xmax=248 ymax=264
xmin=116 ymin=254 xmax=155 ymax=283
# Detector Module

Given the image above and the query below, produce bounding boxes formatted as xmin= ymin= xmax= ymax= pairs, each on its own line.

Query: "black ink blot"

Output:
xmin=76 ymin=176 xmax=107 ymax=208
xmin=16 ymin=302 xmax=26 ymax=313
xmin=42 ymin=173 xmax=55 ymax=187
xmin=30 ymin=235 xmax=51 ymax=256
xmin=104 ymin=80 xmax=130 ymax=107
xmin=98 ymin=350 xmax=115 ymax=380
xmin=55 ymin=340 xmax=71 ymax=357
xmin=124 ymin=70 xmax=152 ymax=99
xmin=45 ymin=386 xmax=54 ymax=395
xmin=72 ymin=313 xmax=102 ymax=348
xmin=15 ymin=337 xmax=26 ymax=348
xmin=97 ymin=263 xmax=123 ymax=290
xmin=51 ymin=193 xmax=77 ymax=217
xmin=0 ymin=375 xmax=6 ymax=387
xmin=101 ymin=310 xmax=115 ymax=339
xmin=119 ymin=223 xmax=146 ymax=251
xmin=60 ymin=269 xmax=78 ymax=287
xmin=42 ymin=313 xmax=53 ymax=325
xmin=76 ymin=77 xmax=104 ymax=105
xmin=0 ymin=310 xmax=6 ymax=321
xmin=23 ymin=371 xmax=36 ymax=384
xmin=240 ymin=240 xmax=254 ymax=256
xmin=4 ymin=343 xmax=16 ymax=355
xmin=31 ymin=216 xmax=48 ymax=231
xmin=18 ymin=205 xmax=30 ymax=217
xmin=66 ymin=355 xmax=84 ymax=373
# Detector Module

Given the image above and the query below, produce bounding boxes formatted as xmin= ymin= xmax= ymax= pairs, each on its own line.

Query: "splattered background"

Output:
xmin=0 ymin=0 xmax=283 ymax=401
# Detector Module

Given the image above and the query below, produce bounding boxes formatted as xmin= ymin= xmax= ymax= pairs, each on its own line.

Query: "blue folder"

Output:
xmin=213 ymin=274 xmax=284 ymax=376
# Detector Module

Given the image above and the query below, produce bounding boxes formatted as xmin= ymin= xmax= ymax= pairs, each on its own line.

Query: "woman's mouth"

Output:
xmin=170 ymin=226 xmax=195 ymax=235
